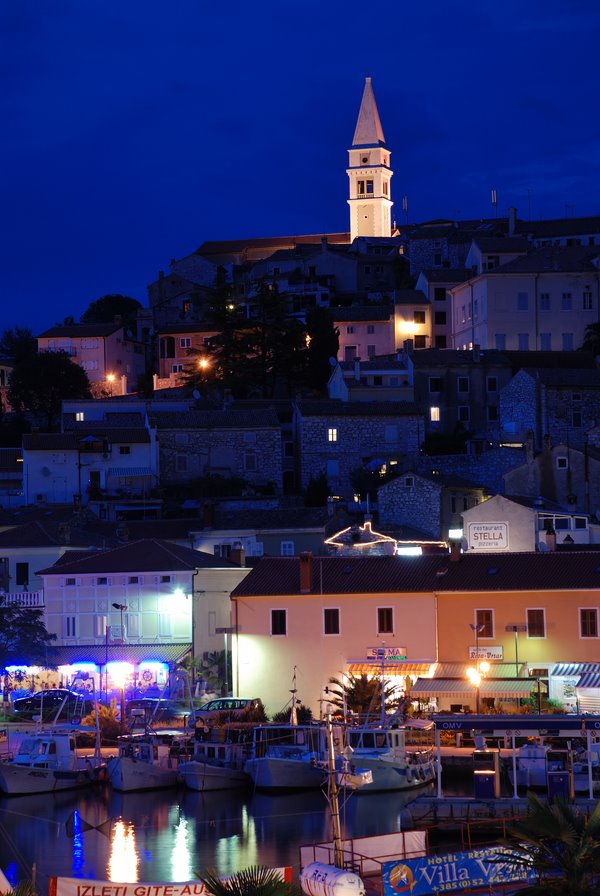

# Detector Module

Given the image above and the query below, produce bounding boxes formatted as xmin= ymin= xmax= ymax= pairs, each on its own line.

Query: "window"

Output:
xmin=518 ymin=333 xmax=529 ymax=350
xmin=243 ymin=452 xmax=257 ymax=472
xmin=540 ymin=333 xmax=552 ymax=350
xmin=434 ymin=311 xmax=446 ymax=325
xmin=556 ymin=456 xmax=568 ymax=470
xmin=367 ymin=344 xmax=376 ymax=358
xmin=65 ymin=578 xmax=76 ymax=586
xmin=280 ymin=541 xmax=294 ymax=557
xmin=382 ymin=181 xmax=388 ymax=196
xmin=429 ymin=377 xmax=442 ymax=393
xmin=328 ymin=428 xmax=338 ymax=443
xmin=457 ymin=376 xmax=469 ymax=393
xmin=95 ymin=615 xmax=107 ymax=638
xmin=434 ymin=288 xmax=446 ymax=302
xmin=172 ymin=363 xmax=184 ymax=373
xmin=96 ymin=577 xmax=110 ymax=586
xmin=562 ymin=333 xmax=574 ymax=350
xmin=65 ymin=616 xmax=76 ymax=638
xmin=435 ymin=335 xmax=447 ymax=348
xmin=357 ymin=180 xmax=365 ymax=195
xmin=180 ymin=337 xmax=191 ymax=348
xmin=430 ymin=406 xmax=440 ymax=422
xmin=458 ymin=406 xmax=470 ymax=422
xmin=575 ymin=517 xmax=587 ymax=529
xmin=475 ymin=609 xmax=493 ymax=638
xmin=539 ymin=292 xmax=550 ymax=311
xmin=487 ymin=406 xmax=499 ymax=422
xmin=160 ymin=575 xmax=172 ymax=583
xmin=414 ymin=335 xmax=426 ymax=349
xmin=377 ymin=607 xmax=393 ymax=634
xmin=367 ymin=325 xmax=375 ymax=334
xmin=271 ymin=609 xmax=287 ymax=636
xmin=485 ymin=376 xmax=497 ymax=393
xmin=404 ymin=476 xmax=414 ymax=488
xmin=461 ymin=305 xmax=466 ymax=323
xmin=414 ymin=311 xmax=426 ymax=324
xmin=527 ymin=609 xmax=545 ymax=638
xmin=128 ymin=576 xmax=139 ymax=585
xmin=346 ymin=326 xmax=354 ymax=334
xmin=324 ymin=608 xmax=340 ymax=635
xmin=213 ymin=544 xmax=232 ymax=559
xmin=366 ymin=180 xmax=374 ymax=194
xmin=580 ymin=608 xmax=598 ymax=638
xmin=495 ymin=334 xmax=506 ymax=350
xmin=561 ymin=292 xmax=573 ymax=311
xmin=573 ymin=410 xmax=582 ymax=427
xmin=75 ymin=411 xmax=85 ymax=422
xmin=119 ymin=446 xmax=131 ymax=455
xmin=583 ymin=290 xmax=593 ymax=310
xmin=16 ymin=563 xmax=28 ymax=587
xmin=517 ymin=293 xmax=528 ymax=311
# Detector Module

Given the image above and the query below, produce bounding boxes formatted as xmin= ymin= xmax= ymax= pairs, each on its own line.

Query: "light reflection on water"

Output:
xmin=0 ymin=783 xmax=434 ymax=890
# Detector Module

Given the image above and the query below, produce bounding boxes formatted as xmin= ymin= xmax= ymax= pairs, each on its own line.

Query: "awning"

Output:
xmin=108 ymin=467 xmax=153 ymax=478
xmin=434 ymin=663 xmax=526 ymax=679
xmin=49 ymin=643 xmax=191 ymax=666
xmin=576 ymin=673 xmax=600 ymax=689
xmin=410 ymin=677 xmax=544 ymax=699
xmin=347 ymin=662 xmax=433 ymax=677
xmin=552 ymin=663 xmax=600 ymax=677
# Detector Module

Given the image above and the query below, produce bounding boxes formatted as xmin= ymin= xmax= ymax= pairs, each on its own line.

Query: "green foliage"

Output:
xmin=198 ymin=650 xmax=231 ymax=696
xmin=0 ymin=597 xmax=57 ymax=673
xmin=304 ymin=307 xmax=339 ymax=394
xmin=80 ymin=294 xmax=142 ymax=325
xmin=501 ymin=792 xmax=600 ymax=894
xmin=0 ymin=328 xmax=37 ymax=364
xmin=81 ymin=700 xmax=121 ymax=744
xmin=197 ymin=865 xmax=301 ymax=896
xmin=8 ymin=350 xmax=92 ymax=430
xmin=304 ymin=473 xmax=330 ymax=507
xmin=271 ymin=703 xmax=313 ymax=724
xmin=3 ymin=880 xmax=39 ymax=896
xmin=326 ymin=673 xmax=398 ymax=718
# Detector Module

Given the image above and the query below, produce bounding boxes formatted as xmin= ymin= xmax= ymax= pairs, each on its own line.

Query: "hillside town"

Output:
xmin=3 ymin=76 xmax=600 ymax=726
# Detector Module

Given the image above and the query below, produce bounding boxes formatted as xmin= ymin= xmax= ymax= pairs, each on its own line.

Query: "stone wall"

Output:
xmin=378 ymin=473 xmax=441 ymax=536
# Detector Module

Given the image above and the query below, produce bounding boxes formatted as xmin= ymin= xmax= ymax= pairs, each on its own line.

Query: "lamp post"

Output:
xmin=468 ymin=622 xmax=485 ymax=713
xmin=112 ymin=603 xmax=127 ymax=730
xmin=106 ymin=373 xmax=115 ymax=396
xmin=215 ymin=627 xmax=235 ymax=696
xmin=505 ymin=624 xmax=527 ymax=677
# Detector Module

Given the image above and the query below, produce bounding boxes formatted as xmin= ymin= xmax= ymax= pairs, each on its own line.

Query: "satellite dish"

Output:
xmin=329 ymin=357 xmax=337 ymax=367
xmin=192 ymin=390 xmax=200 ymax=400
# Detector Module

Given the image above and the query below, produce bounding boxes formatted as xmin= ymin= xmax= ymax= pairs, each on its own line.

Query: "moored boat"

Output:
xmin=106 ymin=730 xmax=192 ymax=792
xmin=244 ymin=723 xmax=333 ymax=792
xmin=0 ymin=727 xmax=105 ymax=796
xmin=179 ymin=736 xmax=251 ymax=791
xmin=342 ymin=719 xmax=436 ymax=793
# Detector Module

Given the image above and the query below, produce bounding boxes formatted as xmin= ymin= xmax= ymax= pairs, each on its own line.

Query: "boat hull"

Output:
xmin=179 ymin=760 xmax=250 ymax=792
xmin=342 ymin=755 xmax=435 ymax=793
xmin=0 ymin=762 xmax=98 ymax=796
xmin=245 ymin=757 xmax=327 ymax=792
xmin=106 ymin=756 xmax=181 ymax=792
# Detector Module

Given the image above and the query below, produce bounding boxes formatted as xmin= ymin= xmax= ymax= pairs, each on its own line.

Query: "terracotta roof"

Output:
xmin=488 ymin=245 xmax=600 ymax=274
xmin=297 ymin=400 xmax=421 ymax=417
xmin=37 ymin=539 xmax=239 ymax=575
xmin=230 ymin=552 xmax=600 ymax=597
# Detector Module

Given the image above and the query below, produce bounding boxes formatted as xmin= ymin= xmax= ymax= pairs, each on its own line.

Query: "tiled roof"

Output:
xmin=488 ymin=246 xmax=600 ymax=275
xmin=420 ymin=269 xmax=471 ymax=283
xmin=0 ymin=521 xmax=101 ymax=549
xmin=196 ymin=233 xmax=351 ymax=257
xmin=37 ymin=324 xmax=123 ymax=338
xmin=230 ymin=552 xmax=600 ymax=597
xmin=394 ymin=290 xmax=429 ymax=305
xmin=23 ymin=434 xmax=79 ymax=451
xmin=37 ymin=539 xmax=239 ymax=575
xmin=522 ymin=368 xmax=600 ymax=388
xmin=297 ymin=400 xmax=421 ymax=417
xmin=524 ymin=216 xmax=600 ymax=238
xmin=339 ymin=357 xmax=409 ymax=372
xmin=69 ymin=424 xmax=151 ymax=443
xmin=154 ymin=410 xmax=279 ymax=429
xmin=471 ymin=237 xmax=528 ymax=253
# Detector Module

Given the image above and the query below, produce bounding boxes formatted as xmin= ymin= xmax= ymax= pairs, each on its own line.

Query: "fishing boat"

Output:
xmin=343 ymin=719 xmax=436 ymax=793
xmin=106 ymin=729 xmax=192 ymax=792
xmin=244 ymin=723 xmax=333 ymax=791
xmin=179 ymin=732 xmax=251 ymax=792
xmin=0 ymin=677 xmax=105 ymax=796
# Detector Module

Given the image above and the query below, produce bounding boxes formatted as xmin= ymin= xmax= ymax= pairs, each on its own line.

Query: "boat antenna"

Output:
xmin=290 ymin=667 xmax=298 ymax=726
xmin=326 ymin=712 xmax=344 ymax=868
xmin=379 ymin=643 xmax=386 ymax=727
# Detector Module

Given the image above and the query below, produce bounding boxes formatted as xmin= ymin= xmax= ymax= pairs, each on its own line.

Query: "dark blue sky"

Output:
xmin=3 ymin=1 xmax=600 ymax=332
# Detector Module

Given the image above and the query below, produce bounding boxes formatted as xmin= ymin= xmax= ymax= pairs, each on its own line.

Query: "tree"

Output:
xmin=0 ymin=328 xmax=37 ymax=364
xmin=197 ymin=866 xmax=301 ymax=896
xmin=304 ymin=473 xmax=330 ymax=507
xmin=326 ymin=673 xmax=398 ymax=719
xmin=304 ymin=308 xmax=339 ymax=393
xmin=8 ymin=350 xmax=92 ymax=430
xmin=0 ymin=596 xmax=57 ymax=673
xmin=580 ymin=321 xmax=600 ymax=356
xmin=501 ymin=792 xmax=600 ymax=895
xmin=80 ymin=294 xmax=142 ymax=326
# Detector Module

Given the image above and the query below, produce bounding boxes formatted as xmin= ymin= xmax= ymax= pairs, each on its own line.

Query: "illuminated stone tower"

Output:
xmin=347 ymin=77 xmax=393 ymax=241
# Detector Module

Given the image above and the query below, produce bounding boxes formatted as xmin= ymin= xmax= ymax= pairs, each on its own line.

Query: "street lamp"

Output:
xmin=468 ymin=622 xmax=485 ymax=713
xmin=112 ymin=603 xmax=127 ymax=641
xmin=112 ymin=603 xmax=128 ymax=728
xmin=106 ymin=373 xmax=115 ymax=396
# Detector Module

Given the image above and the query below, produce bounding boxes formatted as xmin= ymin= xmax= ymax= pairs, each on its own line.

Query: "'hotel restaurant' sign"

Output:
xmin=383 ymin=847 xmax=535 ymax=895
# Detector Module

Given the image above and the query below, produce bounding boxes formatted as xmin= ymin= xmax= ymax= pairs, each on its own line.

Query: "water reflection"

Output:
xmin=0 ymin=784 xmax=432 ymax=890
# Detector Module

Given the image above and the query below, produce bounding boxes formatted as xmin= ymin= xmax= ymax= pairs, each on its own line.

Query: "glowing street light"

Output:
xmin=468 ymin=622 xmax=486 ymax=713
xmin=106 ymin=373 xmax=116 ymax=396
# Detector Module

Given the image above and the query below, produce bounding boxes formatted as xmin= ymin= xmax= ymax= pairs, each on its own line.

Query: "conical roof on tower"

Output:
xmin=352 ymin=76 xmax=386 ymax=147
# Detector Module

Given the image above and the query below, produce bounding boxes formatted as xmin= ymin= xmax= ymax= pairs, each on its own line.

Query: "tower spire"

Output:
xmin=347 ymin=77 xmax=393 ymax=241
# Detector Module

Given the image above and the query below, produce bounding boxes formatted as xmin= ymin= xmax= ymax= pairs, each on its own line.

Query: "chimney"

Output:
xmin=230 ymin=541 xmax=245 ymax=567
xmin=354 ymin=358 xmax=361 ymax=381
xmin=508 ymin=206 xmax=517 ymax=237
xmin=545 ymin=527 xmax=556 ymax=552
xmin=449 ymin=542 xmax=461 ymax=562
xmin=321 ymin=235 xmax=328 ymax=251
xmin=299 ymin=551 xmax=313 ymax=593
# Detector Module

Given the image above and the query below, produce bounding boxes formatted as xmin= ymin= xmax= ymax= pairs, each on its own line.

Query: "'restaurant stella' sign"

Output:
xmin=467 ymin=522 xmax=508 ymax=551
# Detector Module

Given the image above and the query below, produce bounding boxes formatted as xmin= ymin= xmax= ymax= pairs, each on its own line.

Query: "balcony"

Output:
xmin=1 ymin=590 xmax=44 ymax=608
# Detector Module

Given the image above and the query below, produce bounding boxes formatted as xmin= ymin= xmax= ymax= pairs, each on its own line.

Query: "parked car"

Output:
xmin=193 ymin=697 xmax=261 ymax=723
xmin=12 ymin=688 xmax=95 ymax=721
xmin=124 ymin=697 xmax=185 ymax=721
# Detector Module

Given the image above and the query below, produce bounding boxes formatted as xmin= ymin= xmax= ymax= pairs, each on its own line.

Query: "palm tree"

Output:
xmin=500 ymin=792 xmax=600 ymax=894
xmin=326 ymin=673 xmax=398 ymax=720
xmin=197 ymin=865 xmax=301 ymax=896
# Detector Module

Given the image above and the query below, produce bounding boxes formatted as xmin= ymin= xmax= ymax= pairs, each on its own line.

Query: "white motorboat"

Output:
xmin=179 ymin=736 xmax=251 ymax=792
xmin=106 ymin=730 xmax=192 ymax=792
xmin=244 ymin=723 xmax=333 ymax=792
xmin=342 ymin=719 xmax=436 ymax=793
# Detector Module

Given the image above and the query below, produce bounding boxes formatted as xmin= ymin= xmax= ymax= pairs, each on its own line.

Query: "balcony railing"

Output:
xmin=1 ymin=590 xmax=44 ymax=608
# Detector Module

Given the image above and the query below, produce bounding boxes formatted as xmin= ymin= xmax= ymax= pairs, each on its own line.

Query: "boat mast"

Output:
xmin=326 ymin=712 xmax=344 ymax=868
xmin=379 ymin=644 xmax=386 ymax=727
xmin=290 ymin=666 xmax=298 ymax=726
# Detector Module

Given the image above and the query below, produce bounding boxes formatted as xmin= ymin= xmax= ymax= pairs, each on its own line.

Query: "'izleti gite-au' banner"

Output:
xmin=49 ymin=870 xmax=293 ymax=896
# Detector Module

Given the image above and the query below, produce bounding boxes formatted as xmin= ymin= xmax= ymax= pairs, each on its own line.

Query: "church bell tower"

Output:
xmin=347 ymin=77 xmax=393 ymax=241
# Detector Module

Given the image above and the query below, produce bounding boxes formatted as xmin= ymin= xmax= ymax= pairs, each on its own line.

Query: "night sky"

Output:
xmin=3 ymin=1 xmax=600 ymax=332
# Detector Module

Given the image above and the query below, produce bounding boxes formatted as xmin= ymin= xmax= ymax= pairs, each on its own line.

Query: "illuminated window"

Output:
xmin=328 ymin=428 xmax=338 ymax=443
xmin=75 ymin=412 xmax=84 ymax=422
xmin=430 ymin=406 xmax=440 ymax=422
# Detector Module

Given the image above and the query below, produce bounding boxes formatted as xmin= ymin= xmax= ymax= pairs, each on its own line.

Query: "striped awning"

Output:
xmin=347 ymin=662 xmax=433 ymax=677
xmin=108 ymin=467 xmax=153 ymax=478
xmin=576 ymin=673 xmax=600 ymax=689
xmin=434 ymin=663 xmax=526 ymax=679
xmin=410 ymin=677 xmax=544 ymax=699
xmin=49 ymin=643 xmax=191 ymax=666
xmin=552 ymin=663 xmax=600 ymax=677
